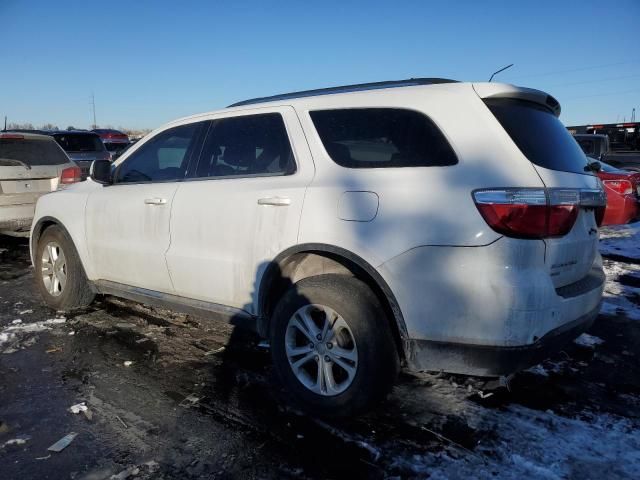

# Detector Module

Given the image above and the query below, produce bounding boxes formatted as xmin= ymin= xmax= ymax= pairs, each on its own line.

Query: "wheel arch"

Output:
xmin=257 ymin=243 xmax=409 ymax=361
xmin=30 ymin=216 xmax=89 ymax=278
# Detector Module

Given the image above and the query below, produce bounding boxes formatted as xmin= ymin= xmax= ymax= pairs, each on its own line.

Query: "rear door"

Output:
xmin=85 ymin=121 xmax=207 ymax=292
xmin=483 ymin=96 xmax=604 ymax=287
xmin=166 ymin=107 xmax=314 ymax=312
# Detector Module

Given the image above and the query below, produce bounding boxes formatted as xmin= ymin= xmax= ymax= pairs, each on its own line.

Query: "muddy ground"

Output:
xmin=1 ymin=231 xmax=639 ymax=480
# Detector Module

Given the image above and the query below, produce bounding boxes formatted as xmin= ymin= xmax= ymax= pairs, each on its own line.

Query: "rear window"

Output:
xmin=53 ymin=134 xmax=104 ymax=152
xmin=485 ymin=98 xmax=590 ymax=175
xmin=0 ymin=137 xmax=70 ymax=166
xmin=575 ymin=137 xmax=597 ymax=155
xmin=104 ymin=142 xmax=129 ymax=152
xmin=310 ymin=108 xmax=457 ymax=168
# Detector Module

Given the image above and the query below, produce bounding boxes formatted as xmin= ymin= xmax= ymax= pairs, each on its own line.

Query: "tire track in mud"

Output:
xmin=70 ymin=298 xmax=472 ymax=478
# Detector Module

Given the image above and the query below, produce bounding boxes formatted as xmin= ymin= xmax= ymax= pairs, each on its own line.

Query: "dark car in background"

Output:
xmin=51 ymin=131 xmax=110 ymax=177
xmin=92 ymin=128 xmax=130 ymax=159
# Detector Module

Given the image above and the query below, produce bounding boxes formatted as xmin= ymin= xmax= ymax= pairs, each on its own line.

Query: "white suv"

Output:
xmin=30 ymin=79 xmax=606 ymax=415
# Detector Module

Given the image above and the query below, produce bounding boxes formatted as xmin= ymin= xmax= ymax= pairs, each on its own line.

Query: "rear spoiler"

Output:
xmin=472 ymin=83 xmax=561 ymax=117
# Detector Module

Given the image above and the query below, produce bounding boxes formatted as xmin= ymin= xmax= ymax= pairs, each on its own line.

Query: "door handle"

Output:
xmin=257 ymin=197 xmax=291 ymax=206
xmin=144 ymin=197 xmax=167 ymax=205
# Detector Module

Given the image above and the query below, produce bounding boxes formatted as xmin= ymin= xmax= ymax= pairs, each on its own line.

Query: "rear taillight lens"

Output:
xmin=60 ymin=166 xmax=82 ymax=184
xmin=473 ymin=188 xmax=603 ymax=238
xmin=603 ymin=179 xmax=633 ymax=196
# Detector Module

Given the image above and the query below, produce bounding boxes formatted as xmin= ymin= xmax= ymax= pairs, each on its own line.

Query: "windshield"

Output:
xmin=485 ymin=98 xmax=590 ymax=175
xmin=0 ymin=137 xmax=70 ymax=166
xmin=54 ymin=134 xmax=105 ymax=152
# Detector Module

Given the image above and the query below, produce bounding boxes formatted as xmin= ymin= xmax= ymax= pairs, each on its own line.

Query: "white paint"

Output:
xmin=31 ymin=81 xmax=605 ymax=356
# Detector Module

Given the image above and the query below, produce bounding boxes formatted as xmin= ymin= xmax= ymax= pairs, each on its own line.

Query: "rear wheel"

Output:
xmin=34 ymin=225 xmax=95 ymax=310
xmin=270 ymin=274 xmax=399 ymax=416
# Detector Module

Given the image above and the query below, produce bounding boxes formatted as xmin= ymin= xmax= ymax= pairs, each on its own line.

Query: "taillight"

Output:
xmin=60 ymin=166 xmax=82 ymax=184
xmin=603 ymin=179 xmax=633 ymax=196
xmin=473 ymin=188 xmax=604 ymax=239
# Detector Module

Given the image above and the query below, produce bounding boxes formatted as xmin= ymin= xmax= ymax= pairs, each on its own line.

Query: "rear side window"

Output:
xmin=310 ymin=108 xmax=457 ymax=168
xmin=0 ymin=137 xmax=69 ymax=166
xmin=485 ymin=99 xmax=590 ymax=175
xmin=53 ymin=134 xmax=104 ymax=153
xmin=195 ymin=113 xmax=296 ymax=178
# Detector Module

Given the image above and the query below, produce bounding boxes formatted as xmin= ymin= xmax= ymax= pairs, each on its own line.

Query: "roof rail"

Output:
xmin=228 ymin=78 xmax=457 ymax=108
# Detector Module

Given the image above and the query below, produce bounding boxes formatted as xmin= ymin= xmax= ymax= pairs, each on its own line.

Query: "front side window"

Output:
xmin=310 ymin=108 xmax=458 ymax=168
xmin=115 ymin=123 xmax=202 ymax=183
xmin=195 ymin=113 xmax=296 ymax=178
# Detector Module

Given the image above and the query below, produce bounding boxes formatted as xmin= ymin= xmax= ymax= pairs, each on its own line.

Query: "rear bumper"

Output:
xmin=0 ymin=204 xmax=35 ymax=232
xmin=405 ymin=303 xmax=600 ymax=376
xmin=379 ymin=239 xmax=605 ymax=376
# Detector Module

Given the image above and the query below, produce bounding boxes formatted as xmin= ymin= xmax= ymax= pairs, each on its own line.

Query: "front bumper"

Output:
xmin=405 ymin=303 xmax=600 ymax=376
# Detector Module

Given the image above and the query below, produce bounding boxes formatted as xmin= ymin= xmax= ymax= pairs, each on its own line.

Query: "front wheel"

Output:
xmin=270 ymin=274 xmax=399 ymax=416
xmin=34 ymin=225 xmax=95 ymax=311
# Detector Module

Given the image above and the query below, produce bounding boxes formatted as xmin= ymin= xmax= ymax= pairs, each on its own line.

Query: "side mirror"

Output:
xmin=90 ymin=160 xmax=113 ymax=185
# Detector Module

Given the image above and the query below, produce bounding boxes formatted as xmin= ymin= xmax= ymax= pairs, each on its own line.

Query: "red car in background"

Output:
xmin=92 ymin=128 xmax=130 ymax=160
xmin=597 ymin=161 xmax=640 ymax=226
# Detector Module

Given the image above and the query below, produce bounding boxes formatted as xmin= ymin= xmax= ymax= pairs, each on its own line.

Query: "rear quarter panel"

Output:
xmin=294 ymin=83 xmax=545 ymax=266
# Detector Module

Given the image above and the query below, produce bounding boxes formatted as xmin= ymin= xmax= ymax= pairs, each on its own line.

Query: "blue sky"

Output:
xmin=1 ymin=0 xmax=638 ymax=130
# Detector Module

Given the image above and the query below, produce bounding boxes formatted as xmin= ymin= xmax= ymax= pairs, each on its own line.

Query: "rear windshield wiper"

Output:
xmin=0 ymin=158 xmax=32 ymax=169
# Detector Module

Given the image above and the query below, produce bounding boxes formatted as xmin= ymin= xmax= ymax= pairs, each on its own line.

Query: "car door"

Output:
xmin=166 ymin=107 xmax=314 ymax=313
xmin=85 ymin=121 xmax=207 ymax=292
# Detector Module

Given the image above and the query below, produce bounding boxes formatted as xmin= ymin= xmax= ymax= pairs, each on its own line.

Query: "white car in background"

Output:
xmin=29 ymin=79 xmax=606 ymax=415
xmin=0 ymin=132 xmax=81 ymax=237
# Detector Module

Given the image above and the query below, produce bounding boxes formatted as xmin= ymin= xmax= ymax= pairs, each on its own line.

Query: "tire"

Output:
xmin=34 ymin=225 xmax=95 ymax=311
xmin=270 ymin=274 xmax=400 ymax=416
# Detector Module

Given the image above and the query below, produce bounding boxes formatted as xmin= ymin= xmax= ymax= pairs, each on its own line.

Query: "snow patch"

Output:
xmin=574 ymin=334 xmax=604 ymax=348
xmin=599 ymin=223 xmax=640 ymax=261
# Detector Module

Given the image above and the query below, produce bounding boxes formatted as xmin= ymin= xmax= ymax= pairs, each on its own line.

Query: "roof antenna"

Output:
xmin=489 ymin=64 xmax=514 ymax=82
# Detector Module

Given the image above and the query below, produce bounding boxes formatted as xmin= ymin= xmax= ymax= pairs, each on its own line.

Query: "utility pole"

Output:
xmin=632 ymin=108 xmax=636 ymax=122
xmin=91 ymin=93 xmax=97 ymax=128
xmin=3 ymin=116 xmax=6 ymax=131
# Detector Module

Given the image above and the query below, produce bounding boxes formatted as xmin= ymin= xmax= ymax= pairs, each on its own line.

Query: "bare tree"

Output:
xmin=7 ymin=122 xmax=35 ymax=130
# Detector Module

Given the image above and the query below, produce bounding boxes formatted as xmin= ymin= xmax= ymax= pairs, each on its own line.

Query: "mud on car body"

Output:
xmin=30 ymin=78 xmax=606 ymax=415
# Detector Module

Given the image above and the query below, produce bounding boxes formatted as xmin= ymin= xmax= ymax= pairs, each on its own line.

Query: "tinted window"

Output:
xmin=310 ymin=108 xmax=457 ymax=168
xmin=0 ymin=136 xmax=70 ymax=166
xmin=104 ymin=142 xmax=129 ymax=153
xmin=485 ymin=99 xmax=590 ymax=175
xmin=576 ymin=138 xmax=596 ymax=155
xmin=195 ymin=113 xmax=295 ymax=178
xmin=53 ymin=134 xmax=104 ymax=152
xmin=115 ymin=123 xmax=202 ymax=183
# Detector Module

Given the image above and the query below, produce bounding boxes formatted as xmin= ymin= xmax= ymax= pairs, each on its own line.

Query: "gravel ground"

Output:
xmin=1 ymin=225 xmax=639 ymax=480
